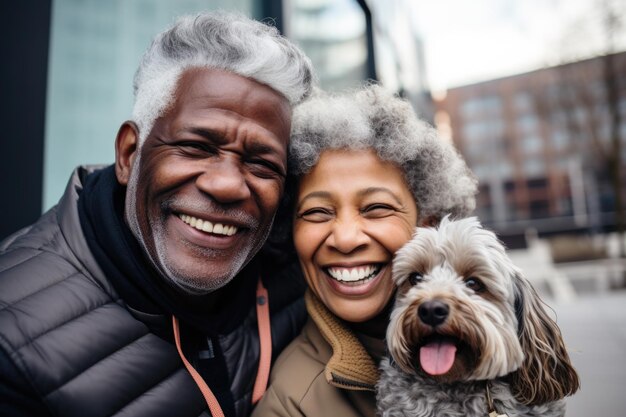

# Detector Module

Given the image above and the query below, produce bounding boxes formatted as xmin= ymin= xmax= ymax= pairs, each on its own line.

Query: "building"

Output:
xmin=436 ymin=52 xmax=626 ymax=237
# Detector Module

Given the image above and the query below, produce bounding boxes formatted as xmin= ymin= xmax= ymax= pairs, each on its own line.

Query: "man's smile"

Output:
xmin=178 ymin=213 xmax=238 ymax=236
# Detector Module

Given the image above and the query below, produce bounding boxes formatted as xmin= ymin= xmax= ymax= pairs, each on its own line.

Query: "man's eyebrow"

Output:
xmin=177 ymin=127 xmax=284 ymax=156
xmin=178 ymin=127 xmax=227 ymax=142
xmin=357 ymin=187 xmax=404 ymax=205
xmin=246 ymin=141 xmax=283 ymax=156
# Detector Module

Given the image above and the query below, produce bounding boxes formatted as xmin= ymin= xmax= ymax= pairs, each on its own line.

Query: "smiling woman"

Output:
xmin=294 ymin=149 xmax=418 ymax=323
xmin=251 ymin=84 xmax=478 ymax=417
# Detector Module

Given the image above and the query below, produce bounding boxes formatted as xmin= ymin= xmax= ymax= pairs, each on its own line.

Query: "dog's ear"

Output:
xmin=509 ymin=274 xmax=580 ymax=405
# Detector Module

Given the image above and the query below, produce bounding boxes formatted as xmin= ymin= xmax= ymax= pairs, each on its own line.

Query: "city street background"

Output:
xmin=509 ymin=236 xmax=626 ymax=416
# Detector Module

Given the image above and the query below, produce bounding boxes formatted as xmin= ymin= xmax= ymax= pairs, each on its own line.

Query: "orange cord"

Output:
xmin=252 ymin=278 xmax=272 ymax=404
xmin=172 ymin=277 xmax=272 ymax=415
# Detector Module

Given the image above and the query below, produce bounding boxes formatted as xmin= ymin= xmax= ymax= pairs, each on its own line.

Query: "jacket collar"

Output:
xmin=305 ymin=290 xmax=381 ymax=391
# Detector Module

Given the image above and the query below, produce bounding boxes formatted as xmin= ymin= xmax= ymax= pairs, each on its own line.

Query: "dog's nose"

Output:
xmin=418 ymin=300 xmax=449 ymax=326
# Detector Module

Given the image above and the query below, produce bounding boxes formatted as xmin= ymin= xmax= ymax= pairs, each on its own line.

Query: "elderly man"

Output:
xmin=0 ymin=12 xmax=313 ymax=417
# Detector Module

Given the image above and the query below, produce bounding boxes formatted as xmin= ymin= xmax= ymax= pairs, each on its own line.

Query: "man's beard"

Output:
xmin=124 ymin=156 xmax=272 ymax=294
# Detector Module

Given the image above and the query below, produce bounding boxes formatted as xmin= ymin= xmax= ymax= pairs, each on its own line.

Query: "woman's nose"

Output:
xmin=325 ymin=217 xmax=370 ymax=254
xmin=195 ymin=157 xmax=251 ymax=203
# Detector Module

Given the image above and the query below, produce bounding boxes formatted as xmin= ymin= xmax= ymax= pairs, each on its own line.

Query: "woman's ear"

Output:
xmin=509 ymin=274 xmax=580 ymax=405
xmin=115 ymin=121 xmax=140 ymax=185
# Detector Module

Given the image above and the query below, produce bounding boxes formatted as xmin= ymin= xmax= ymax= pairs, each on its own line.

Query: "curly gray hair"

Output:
xmin=289 ymin=85 xmax=477 ymax=219
xmin=132 ymin=11 xmax=315 ymax=144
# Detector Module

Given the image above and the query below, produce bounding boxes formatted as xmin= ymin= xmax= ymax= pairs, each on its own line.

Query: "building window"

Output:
xmin=516 ymin=113 xmax=538 ymax=134
xmin=461 ymin=96 xmax=502 ymax=120
xmin=513 ymin=91 xmax=534 ymax=113
xmin=550 ymin=129 xmax=569 ymax=150
xmin=523 ymin=158 xmax=545 ymax=176
xmin=529 ymin=199 xmax=550 ymax=219
xmin=520 ymin=135 xmax=543 ymax=154
xmin=527 ymin=178 xmax=548 ymax=190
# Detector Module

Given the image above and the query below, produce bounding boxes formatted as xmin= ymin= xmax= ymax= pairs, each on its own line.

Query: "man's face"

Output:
xmin=117 ymin=68 xmax=291 ymax=293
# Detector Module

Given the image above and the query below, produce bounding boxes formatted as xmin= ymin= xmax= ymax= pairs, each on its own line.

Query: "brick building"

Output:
xmin=436 ymin=51 xmax=626 ymax=236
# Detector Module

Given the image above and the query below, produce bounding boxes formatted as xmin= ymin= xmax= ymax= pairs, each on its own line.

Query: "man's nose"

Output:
xmin=325 ymin=217 xmax=370 ymax=254
xmin=195 ymin=157 xmax=251 ymax=203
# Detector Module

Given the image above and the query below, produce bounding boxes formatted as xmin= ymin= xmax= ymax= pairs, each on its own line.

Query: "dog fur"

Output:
xmin=377 ymin=216 xmax=579 ymax=417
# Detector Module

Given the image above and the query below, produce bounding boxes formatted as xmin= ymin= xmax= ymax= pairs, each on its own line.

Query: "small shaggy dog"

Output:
xmin=377 ymin=217 xmax=579 ymax=417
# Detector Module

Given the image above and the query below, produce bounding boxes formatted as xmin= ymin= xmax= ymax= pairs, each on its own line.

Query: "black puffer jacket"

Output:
xmin=0 ymin=167 xmax=306 ymax=417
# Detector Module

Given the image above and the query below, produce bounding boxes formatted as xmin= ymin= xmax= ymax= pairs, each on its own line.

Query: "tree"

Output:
xmin=530 ymin=0 xmax=626 ymax=256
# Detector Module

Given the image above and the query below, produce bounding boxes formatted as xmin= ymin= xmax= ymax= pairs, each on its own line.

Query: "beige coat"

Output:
xmin=251 ymin=290 xmax=384 ymax=417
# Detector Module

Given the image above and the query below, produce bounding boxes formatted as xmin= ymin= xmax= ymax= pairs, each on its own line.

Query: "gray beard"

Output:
xmin=124 ymin=156 xmax=271 ymax=295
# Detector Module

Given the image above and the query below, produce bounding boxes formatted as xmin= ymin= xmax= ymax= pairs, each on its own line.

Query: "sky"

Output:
xmin=407 ymin=0 xmax=626 ymax=92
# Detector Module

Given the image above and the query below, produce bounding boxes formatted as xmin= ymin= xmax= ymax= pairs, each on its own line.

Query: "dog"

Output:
xmin=377 ymin=216 xmax=579 ymax=417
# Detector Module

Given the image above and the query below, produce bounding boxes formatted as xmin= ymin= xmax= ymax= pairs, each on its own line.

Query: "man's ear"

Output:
xmin=115 ymin=121 xmax=140 ymax=186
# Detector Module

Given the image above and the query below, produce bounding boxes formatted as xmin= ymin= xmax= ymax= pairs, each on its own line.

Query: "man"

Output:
xmin=0 ymin=12 xmax=313 ymax=417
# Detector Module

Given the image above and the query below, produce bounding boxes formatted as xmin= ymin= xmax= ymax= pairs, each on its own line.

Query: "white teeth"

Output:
xmin=178 ymin=214 xmax=238 ymax=237
xmin=327 ymin=265 xmax=381 ymax=283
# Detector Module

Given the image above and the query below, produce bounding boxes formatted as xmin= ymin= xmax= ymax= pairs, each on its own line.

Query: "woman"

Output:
xmin=252 ymin=85 xmax=477 ymax=417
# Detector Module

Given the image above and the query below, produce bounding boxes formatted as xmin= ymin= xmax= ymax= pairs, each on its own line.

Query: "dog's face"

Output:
xmin=387 ymin=216 xmax=579 ymax=405
xmin=387 ymin=216 xmax=524 ymax=383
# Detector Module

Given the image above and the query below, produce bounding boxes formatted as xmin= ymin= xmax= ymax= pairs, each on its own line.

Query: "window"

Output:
xmin=513 ymin=91 xmax=534 ymax=113
xmin=461 ymin=96 xmax=502 ymax=120
xmin=523 ymin=158 xmax=545 ymax=176
xmin=520 ymin=135 xmax=543 ymax=154
xmin=516 ymin=114 xmax=538 ymax=134
xmin=550 ymin=129 xmax=569 ymax=150
xmin=527 ymin=178 xmax=548 ymax=190
xmin=529 ymin=200 xmax=550 ymax=219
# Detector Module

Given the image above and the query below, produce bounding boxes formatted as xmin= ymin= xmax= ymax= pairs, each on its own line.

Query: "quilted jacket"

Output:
xmin=0 ymin=166 xmax=305 ymax=417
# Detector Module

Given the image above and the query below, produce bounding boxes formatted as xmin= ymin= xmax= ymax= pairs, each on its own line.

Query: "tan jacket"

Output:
xmin=251 ymin=290 xmax=384 ymax=417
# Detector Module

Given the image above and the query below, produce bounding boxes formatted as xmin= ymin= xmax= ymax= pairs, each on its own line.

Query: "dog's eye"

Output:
xmin=408 ymin=272 xmax=423 ymax=286
xmin=465 ymin=277 xmax=485 ymax=292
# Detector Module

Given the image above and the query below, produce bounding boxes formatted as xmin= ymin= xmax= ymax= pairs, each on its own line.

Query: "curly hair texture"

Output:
xmin=289 ymin=85 xmax=477 ymax=219
xmin=132 ymin=11 xmax=315 ymax=144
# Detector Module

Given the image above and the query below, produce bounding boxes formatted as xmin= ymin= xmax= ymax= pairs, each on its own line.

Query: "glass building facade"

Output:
xmin=43 ymin=0 xmax=258 ymax=210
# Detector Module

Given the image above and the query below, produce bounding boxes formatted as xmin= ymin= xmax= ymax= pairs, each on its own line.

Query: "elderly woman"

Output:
xmin=252 ymin=85 xmax=477 ymax=417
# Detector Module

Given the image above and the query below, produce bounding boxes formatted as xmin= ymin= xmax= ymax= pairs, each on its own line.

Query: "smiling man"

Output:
xmin=0 ymin=12 xmax=313 ymax=417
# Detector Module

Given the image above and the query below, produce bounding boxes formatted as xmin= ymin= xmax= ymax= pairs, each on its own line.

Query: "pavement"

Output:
xmin=504 ymin=236 xmax=626 ymax=415
xmin=548 ymin=290 xmax=626 ymax=416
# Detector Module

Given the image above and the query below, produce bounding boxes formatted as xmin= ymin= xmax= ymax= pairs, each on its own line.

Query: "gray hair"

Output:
xmin=289 ymin=85 xmax=477 ymax=219
xmin=132 ymin=11 xmax=315 ymax=144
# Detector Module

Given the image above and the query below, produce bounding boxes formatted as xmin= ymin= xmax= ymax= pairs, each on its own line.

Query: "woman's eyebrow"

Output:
xmin=357 ymin=187 xmax=404 ymax=205
xmin=296 ymin=191 xmax=332 ymax=210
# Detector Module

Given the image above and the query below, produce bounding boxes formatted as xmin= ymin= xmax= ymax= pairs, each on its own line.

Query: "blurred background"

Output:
xmin=1 ymin=0 xmax=625 ymax=415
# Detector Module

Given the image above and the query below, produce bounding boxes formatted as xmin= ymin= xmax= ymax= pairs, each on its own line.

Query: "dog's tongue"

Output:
xmin=419 ymin=340 xmax=457 ymax=375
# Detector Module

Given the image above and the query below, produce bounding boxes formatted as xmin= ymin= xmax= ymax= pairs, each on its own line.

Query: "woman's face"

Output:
xmin=294 ymin=149 xmax=419 ymax=322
